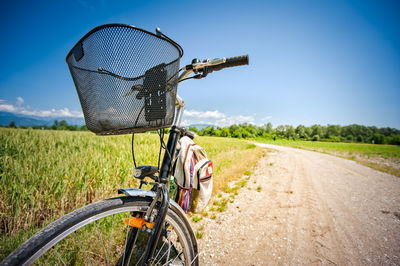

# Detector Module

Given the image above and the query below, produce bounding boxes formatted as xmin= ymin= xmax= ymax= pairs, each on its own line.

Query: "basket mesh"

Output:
xmin=66 ymin=24 xmax=182 ymax=135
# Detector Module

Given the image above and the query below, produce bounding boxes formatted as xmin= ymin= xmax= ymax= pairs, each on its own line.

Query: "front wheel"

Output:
xmin=2 ymin=196 xmax=198 ymax=265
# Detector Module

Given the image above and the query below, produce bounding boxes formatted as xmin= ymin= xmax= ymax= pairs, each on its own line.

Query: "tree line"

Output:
xmin=6 ymin=120 xmax=400 ymax=145
xmin=189 ymin=123 xmax=400 ymax=145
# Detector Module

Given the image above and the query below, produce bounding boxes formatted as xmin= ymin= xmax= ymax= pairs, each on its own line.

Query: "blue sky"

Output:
xmin=0 ymin=0 xmax=399 ymax=128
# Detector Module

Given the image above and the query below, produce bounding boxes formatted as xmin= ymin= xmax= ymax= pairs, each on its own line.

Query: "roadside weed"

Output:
xmin=192 ymin=216 xmax=202 ymax=222
xmin=195 ymin=231 xmax=204 ymax=239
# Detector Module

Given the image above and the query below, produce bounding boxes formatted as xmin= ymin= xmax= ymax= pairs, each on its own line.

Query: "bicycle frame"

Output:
xmin=123 ymin=80 xmax=189 ymax=264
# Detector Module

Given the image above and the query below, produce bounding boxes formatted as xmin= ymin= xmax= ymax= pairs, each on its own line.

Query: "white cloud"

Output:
xmin=184 ymin=110 xmax=226 ymax=119
xmin=0 ymin=99 xmax=17 ymax=113
xmin=261 ymin=115 xmax=272 ymax=122
xmin=16 ymin=97 xmax=24 ymax=106
xmin=182 ymin=109 xmax=255 ymax=127
xmin=0 ymin=98 xmax=83 ymax=118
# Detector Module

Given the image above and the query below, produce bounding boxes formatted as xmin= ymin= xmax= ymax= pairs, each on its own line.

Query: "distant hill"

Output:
xmin=0 ymin=112 xmax=85 ymax=127
xmin=0 ymin=113 xmax=217 ymax=129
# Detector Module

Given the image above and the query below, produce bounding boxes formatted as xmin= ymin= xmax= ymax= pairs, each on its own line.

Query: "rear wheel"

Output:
xmin=2 ymin=196 xmax=198 ymax=265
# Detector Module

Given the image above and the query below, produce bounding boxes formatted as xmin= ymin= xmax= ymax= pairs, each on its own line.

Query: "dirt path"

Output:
xmin=192 ymin=143 xmax=400 ymax=265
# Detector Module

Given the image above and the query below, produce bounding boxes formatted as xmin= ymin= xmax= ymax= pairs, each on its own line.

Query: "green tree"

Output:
xmin=240 ymin=128 xmax=250 ymax=138
xmin=68 ymin=125 xmax=78 ymax=131
xmin=305 ymin=127 xmax=312 ymax=139
xmin=388 ymin=135 xmax=400 ymax=145
xmin=228 ymin=124 xmax=239 ymax=136
xmin=372 ymin=134 xmax=385 ymax=144
xmin=311 ymin=125 xmax=323 ymax=138
xmin=52 ymin=120 xmax=59 ymax=130
xmin=326 ymin=125 xmax=341 ymax=138
xmin=215 ymin=129 xmax=222 ymax=137
xmin=285 ymin=125 xmax=295 ymax=139
xmin=188 ymin=126 xmax=199 ymax=134
xmin=275 ymin=125 xmax=285 ymax=138
xmin=295 ymin=125 xmax=307 ymax=139
xmin=346 ymin=135 xmax=354 ymax=142
xmin=204 ymin=126 xmax=216 ymax=136
xmin=220 ymin=128 xmax=230 ymax=137
xmin=232 ymin=129 xmax=242 ymax=138
xmin=312 ymin=135 xmax=320 ymax=141
xmin=264 ymin=123 xmax=273 ymax=134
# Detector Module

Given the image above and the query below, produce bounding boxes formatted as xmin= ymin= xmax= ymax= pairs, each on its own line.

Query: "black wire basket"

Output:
xmin=66 ymin=24 xmax=183 ymax=135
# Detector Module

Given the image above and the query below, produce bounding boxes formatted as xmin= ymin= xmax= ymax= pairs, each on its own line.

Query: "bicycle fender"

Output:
xmin=118 ymin=188 xmax=190 ymax=218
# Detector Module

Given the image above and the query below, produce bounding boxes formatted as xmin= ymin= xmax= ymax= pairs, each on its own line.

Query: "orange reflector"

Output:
xmin=123 ymin=217 xmax=154 ymax=229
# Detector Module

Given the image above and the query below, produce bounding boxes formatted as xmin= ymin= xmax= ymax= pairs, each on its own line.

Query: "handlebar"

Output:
xmin=179 ymin=54 xmax=249 ymax=82
xmin=208 ymin=55 xmax=249 ymax=72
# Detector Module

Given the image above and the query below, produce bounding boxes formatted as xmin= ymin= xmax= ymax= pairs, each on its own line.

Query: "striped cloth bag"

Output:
xmin=174 ymin=136 xmax=213 ymax=213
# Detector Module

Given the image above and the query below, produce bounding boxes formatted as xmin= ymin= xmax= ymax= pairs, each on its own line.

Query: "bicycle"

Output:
xmin=1 ymin=24 xmax=248 ymax=266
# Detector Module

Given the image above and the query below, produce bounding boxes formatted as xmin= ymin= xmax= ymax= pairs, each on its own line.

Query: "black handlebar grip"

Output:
xmin=225 ymin=55 xmax=249 ymax=68
xmin=209 ymin=54 xmax=249 ymax=72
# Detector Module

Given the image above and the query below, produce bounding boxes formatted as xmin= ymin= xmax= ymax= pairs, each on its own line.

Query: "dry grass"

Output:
xmin=354 ymin=158 xmax=400 ymax=177
xmin=209 ymin=145 xmax=263 ymax=196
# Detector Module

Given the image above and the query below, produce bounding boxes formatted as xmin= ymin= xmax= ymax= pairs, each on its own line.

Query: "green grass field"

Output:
xmin=0 ymin=128 xmax=262 ymax=259
xmin=255 ymin=138 xmax=400 ymax=177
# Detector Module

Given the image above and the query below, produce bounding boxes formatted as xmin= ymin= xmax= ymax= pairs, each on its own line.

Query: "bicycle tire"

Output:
xmin=1 ymin=196 xmax=198 ymax=265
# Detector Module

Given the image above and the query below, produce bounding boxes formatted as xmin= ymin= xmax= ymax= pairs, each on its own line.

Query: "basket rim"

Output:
xmin=65 ymin=23 xmax=184 ymax=63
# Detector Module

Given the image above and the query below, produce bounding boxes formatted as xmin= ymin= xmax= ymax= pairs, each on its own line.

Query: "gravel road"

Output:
xmin=193 ymin=143 xmax=400 ymax=265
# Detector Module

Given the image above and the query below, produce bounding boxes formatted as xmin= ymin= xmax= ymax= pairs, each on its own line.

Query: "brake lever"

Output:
xmin=202 ymin=66 xmax=209 ymax=77
xmin=191 ymin=67 xmax=209 ymax=80
xmin=123 ymin=84 xmax=143 ymax=97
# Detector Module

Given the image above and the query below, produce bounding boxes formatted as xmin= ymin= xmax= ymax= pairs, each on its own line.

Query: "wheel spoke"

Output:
xmin=121 ymin=215 xmax=131 ymax=266
xmin=108 ymin=214 xmax=115 ymax=263
xmin=153 ymin=234 xmax=169 ymax=264
xmin=164 ymin=251 xmax=184 ymax=266
xmin=95 ymin=220 xmax=110 ymax=266
xmin=74 ymin=231 xmax=92 ymax=266
xmin=52 ymin=247 xmax=66 ymax=266
xmin=158 ymin=236 xmax=172 ymax=266
xmin=169 ymin=235 xmax=184 ymax=261
xmin=154 ymin=229 xmax=185 ymax=265
xmin=190 ymin=253 xmax=199 ymax=265
xmin=134 ymin=251 xmax=146 ymax=266
xmin=166 ymin=236 xmax=172 ymax=264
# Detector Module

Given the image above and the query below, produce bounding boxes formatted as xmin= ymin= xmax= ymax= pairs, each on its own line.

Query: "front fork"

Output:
xmin=121 ymin=184 xmax=169 ymax=266
xmin=130 ymin=126 xmax=181 ymax=265
xmin=141 ymin=184 xmax=170 ymax=265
